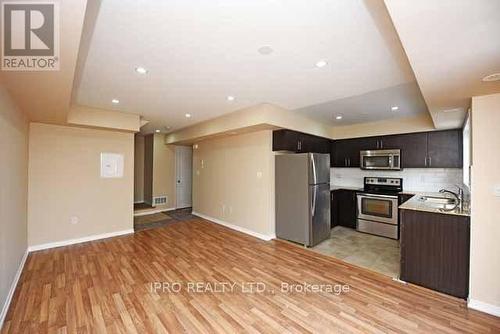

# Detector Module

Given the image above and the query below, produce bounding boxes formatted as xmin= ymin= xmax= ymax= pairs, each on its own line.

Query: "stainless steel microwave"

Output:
xmin=360 ymin=149 xmax=401 ymax=170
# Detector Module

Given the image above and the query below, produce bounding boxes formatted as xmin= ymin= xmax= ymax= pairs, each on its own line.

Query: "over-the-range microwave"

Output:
xmin=360 ymin=149 xmax=401 ymax=170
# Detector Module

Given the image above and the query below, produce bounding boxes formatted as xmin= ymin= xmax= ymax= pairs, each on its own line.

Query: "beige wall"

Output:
xmin=152 ymin=134 xmax=176 ymax=209
xmin=67 ymin=105 xmax=142 ymax=132
xmin=192 ymin=130 xmax=275 ymax=238
xmin=165 ymin=103 xmax=329 ymax=144
xmin=0 ymin=83 xmax=28 ymax=320
xmin=141 ymin=134 xmax=176 ymax=208
xmin=469 ymin=93 xmax=500 ymax=310
xmin=134 ymin=135 xmax=145 ymax=202
xmin=331 ymin=113 xmax=435 ymax=139
xmin=28 ymin=123 xmax=134 ymax=246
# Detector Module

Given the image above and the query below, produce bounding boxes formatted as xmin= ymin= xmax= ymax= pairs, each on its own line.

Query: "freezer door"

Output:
xmin=308 ymin=183 xmax=331 ymax=246
xmin=308 ymin=153 xmax=330 ymax=185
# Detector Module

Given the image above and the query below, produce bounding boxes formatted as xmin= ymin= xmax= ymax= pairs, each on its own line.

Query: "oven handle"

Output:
xmin=357 ymin=193 xmax=398 ymax=200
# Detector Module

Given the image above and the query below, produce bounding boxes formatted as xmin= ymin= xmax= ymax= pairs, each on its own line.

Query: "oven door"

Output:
xmin=357 ymin=194 xmax=398 ymax=224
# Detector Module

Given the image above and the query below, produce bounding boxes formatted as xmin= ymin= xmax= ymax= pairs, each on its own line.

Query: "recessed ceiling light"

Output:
xmin=391 ymin=106 xmax=399 ymax=111
xmin=111 ymin=99 xmax=120 ymax=104
xmin=257 ymin=46 xmax=273 ymax=55
xmin=315 ymin=60 xmax=328 ymax=68
xmin=335 ymin=115 xmax=343 ymax=120
xmin=155 ymin=129 xmax=160 ymax=133
xmin=482 ymin=72 xmax=500 ymax=82
xmin=227 ymin=96 xmax=235 ymax=101
xmin=185 ymin=113 xmax=192 ymax=118
xmin=135 ymin=66 xmax=148 ymax=74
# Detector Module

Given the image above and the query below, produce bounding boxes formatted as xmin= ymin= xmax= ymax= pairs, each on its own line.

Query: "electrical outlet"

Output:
xmin=222 ymin=204 xmax=226 ymax=216
xmin=70 ymin=216 xmax=79 ymax=225
xmin=256 ymin=171 xmax=263 ymax=179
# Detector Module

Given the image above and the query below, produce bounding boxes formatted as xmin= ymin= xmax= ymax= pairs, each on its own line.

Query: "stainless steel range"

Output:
xmin=357 ymin=177 xmax=403 ymax=239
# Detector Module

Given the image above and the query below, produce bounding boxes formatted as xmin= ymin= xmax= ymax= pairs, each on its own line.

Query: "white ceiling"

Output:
xmin=294 ymin=82 xmax=427 ymax=125
xmin=385 ymin=0 xmax=500 ymax=128
xmin=76 ymin=0 xmax=422 ymax=133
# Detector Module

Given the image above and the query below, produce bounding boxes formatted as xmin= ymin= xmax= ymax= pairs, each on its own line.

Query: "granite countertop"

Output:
xmin=399 ymin=192 xmax=470 ymax=217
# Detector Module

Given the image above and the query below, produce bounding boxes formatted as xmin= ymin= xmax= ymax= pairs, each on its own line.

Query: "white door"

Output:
xmin=175 ymin=146 xmax=193 ymax=209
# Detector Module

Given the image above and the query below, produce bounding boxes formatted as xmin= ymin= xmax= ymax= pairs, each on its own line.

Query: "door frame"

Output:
xmin=175 ymin=145 xmax=193 ymax=209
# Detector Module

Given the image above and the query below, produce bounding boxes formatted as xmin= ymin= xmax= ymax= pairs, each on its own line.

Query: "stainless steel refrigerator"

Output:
xmin=275 ymin=153 xmax=331 ymax=247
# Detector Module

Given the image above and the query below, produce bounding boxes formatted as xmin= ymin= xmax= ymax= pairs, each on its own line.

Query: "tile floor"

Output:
xmin=312 ymin=226 xmax=400 ymax=278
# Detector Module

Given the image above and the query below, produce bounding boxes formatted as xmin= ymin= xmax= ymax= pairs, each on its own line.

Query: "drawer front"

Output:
xmin=357 ymin=219 xmax=398 ymax=239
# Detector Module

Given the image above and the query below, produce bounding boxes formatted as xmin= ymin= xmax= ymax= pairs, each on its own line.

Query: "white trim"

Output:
xmin=192 ymin=211 xmax=275 ymax=241
xmin=134 ymin=207 xmax=175 ymax=217
xmin=0 ymin=249 xmax=28 ymax=329
xmin=133 ymin=200 xmax=144 ymax=204
xmin=28 ymin=229 xmax=134 ymax=252
xmin=468 ymin=299 xmax=500 ymax=317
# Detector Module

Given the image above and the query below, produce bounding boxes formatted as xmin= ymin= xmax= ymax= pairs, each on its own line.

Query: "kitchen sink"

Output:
xmin=418 ymin=196 xmax=458 ymax=210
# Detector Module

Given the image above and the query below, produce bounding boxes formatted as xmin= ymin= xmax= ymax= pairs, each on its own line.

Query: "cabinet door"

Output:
xmin=316 ymin=137 xmax=331 ymax=154
xmin=299 ymin=134 xmax=329 ymax=153
xmin=335 ymin=190 xmax=357 ymax=229
xmin=329 ymin=141 xmax=336 ymax=167
xmin=346 ymin=137 xmax=378 ymax=167
xmin=427 ymin=130 xmax=463 ymax=168
xmin=382 ymin=133 xmax=428 ymax=168
xmin=400 ymin=209 xmax=470 ymax=298
xmin=330 ymin=191 xmax=338 ymax=227
xmin=333 ymin=140 xmax=349 ymax=167
xmin=272 ymin=130 xmax=300 ymax=152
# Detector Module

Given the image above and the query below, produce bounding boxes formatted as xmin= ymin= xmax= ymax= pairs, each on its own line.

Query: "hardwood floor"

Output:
xmin=2 ymin=217 xmax=499 ymax=333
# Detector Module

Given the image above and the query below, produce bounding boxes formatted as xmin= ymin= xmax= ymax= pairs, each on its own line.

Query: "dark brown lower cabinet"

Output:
xmin=400 ymin=209 xmax=470 ymax=299
xmin=331 ymin=189 xmax=357 ymax=229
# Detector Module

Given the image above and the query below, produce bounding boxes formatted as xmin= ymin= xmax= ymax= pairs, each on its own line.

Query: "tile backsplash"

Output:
xmin=331 ymin=168 xmax=463 ymax=193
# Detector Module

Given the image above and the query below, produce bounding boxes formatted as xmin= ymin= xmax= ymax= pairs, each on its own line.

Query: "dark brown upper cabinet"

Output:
xmin=381 ymin=132 xmax=428 ymax=168
xmin=334 ymin=137 xmax=377 ymax=167
xmin=427 ymin=130 xmax=463 ymax=168
xmin=274 ymin=128 xmax=462 ymax=169
xmin=272 ymin=129 xmax=330 ymax=154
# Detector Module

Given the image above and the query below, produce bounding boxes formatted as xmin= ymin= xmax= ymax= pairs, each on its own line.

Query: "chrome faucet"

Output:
xmin=439 ymin=185 xmax=464 ymax=211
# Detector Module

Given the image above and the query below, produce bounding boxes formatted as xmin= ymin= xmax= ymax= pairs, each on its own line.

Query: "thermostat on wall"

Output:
xmin=100 ymin=153 xmax=124 ymax=178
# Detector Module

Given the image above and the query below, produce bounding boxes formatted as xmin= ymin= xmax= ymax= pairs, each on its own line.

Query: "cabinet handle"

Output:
xmin=424 ymin=157 xmax=427 ymax=167
xmin=428 ymin=156 xmax=432 ymax=167
xmin=380 ymin=140 xmax=383 ymax=149
xmin=348 ymin=158 xmax=351 ymax=167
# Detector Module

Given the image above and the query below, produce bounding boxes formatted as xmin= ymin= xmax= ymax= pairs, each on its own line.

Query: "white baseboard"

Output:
xmin=134 ymin=207 xmax=175 ymax=217
xmin=468 ymin=299 xmax=500 ymax=317
xmin=192 ymin=211 xmax=275 ymax=241
xmin=28 ymin=229 xmax=134 ymax=252
xmin=0 ymin=249 xmax=28 ymax=329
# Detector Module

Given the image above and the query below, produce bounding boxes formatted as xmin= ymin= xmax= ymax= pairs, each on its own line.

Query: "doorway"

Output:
xmin=175 ymin=146 xmax=193 ymax=209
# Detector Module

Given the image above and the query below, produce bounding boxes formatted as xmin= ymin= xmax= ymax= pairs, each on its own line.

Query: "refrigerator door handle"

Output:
xmin=310 ymin=154 xmax=317 ymax=184
xmin=311 ymin=186 xmax=317 ymax=217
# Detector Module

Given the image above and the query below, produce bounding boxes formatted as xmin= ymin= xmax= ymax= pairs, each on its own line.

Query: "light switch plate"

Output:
xmin=100 ymin=153 xmax=124 ymax=178
xmin=494 ymin=185 xmax=500 ymax=197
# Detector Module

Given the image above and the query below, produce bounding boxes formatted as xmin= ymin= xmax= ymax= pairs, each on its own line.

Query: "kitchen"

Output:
xmin=274 ymin=115 xmax=471 ymax=299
